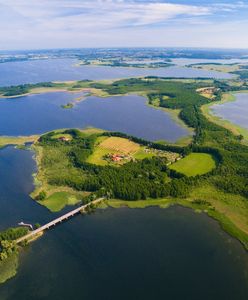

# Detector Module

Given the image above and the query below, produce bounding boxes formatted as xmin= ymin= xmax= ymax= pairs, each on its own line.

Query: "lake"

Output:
xmin=172 ymin=58 xmax=248 ymax=66
xmin=0 ymin=147 xmax=248 ymax=299
xmin=0 ymin=147 xmax=50 ymax=231
xmin=211 ymin=93 xmax=248 ymax=129
xmin=0 ymin=92 xmax=190 ymax=142
xmin=0 ymin=58 xmax=233 ymax=87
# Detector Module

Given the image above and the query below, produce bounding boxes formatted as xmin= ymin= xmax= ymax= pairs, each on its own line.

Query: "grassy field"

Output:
xmin=169 ymin=153 xmax=216 ymax=176
xmin=0 ymin=253 xmax=18 ymax=284
xmin=38 ymin=191 xmax=82 ymax=212
xmin=0 ymin=135 xmax=38 ymax=148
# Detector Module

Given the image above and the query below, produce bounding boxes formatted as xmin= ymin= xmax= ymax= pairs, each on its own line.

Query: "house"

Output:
xmin=196 ymin=87 xmax=220 ymax=99
xmin=59 ymin=136 xmax=70 ymax=142
xmin=111 ymin=154 xmax=122 ymax=162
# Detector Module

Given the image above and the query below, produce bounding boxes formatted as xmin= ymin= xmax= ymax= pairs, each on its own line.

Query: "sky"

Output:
xmin=0 ymin=0 xmax=248 ymax=50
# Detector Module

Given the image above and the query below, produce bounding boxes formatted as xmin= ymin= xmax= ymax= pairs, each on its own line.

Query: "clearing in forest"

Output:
xmin=169 ymin=153 xmax=216 ymax=177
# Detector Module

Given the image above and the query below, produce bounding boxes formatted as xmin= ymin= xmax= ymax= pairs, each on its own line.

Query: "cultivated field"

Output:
xmin=100 ymin=137 xmax=140 ymax=154
xmin=87 ymin=136 xmax=142 ymax=165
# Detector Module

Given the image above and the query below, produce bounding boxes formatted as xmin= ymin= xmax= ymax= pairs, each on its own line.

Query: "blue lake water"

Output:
xmin=172 ymin=58 xmax=248 ymax=66
xmin=0 ymin=58 xmax=233 ymax=87
xmin=0 ymin=147 xmax=247 ymax=299
xmin=0 ymin=92 xmax=190 ymax=142
xmin=0 ymin=147 xmax=50 ymax=231
xmin=211 ymin=93 xmax=248 ymax=129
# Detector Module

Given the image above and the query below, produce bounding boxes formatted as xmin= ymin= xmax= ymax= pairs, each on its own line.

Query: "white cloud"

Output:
xmin=0 ymin=1 xmax=247 ymax=49
xmin=0 ymin=1 xmax=212 ymax=28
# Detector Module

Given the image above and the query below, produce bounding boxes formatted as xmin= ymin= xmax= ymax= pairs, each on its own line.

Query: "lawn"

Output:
xmin=169 ymin=153 xmax=216 ymax=176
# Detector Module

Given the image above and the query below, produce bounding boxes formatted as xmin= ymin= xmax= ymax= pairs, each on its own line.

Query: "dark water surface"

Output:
xmin=0 ymin=147 xmax=51 ymax=230
xmin=211 ymin=93 xmax=248 ymax=129
xmin=0 ymin=148 xmax=248 ymax=300
xmin=0 ymin=58 xmax=233 ymax=87
xmin=0 ymin=92 xmax=189 ymax=142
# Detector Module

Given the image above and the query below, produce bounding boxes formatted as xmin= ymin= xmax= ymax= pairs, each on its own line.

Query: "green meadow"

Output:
xmin=169 ymin=153 xmax=216 ymax=177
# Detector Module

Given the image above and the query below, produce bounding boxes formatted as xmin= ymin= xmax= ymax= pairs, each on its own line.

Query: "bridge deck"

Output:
xmin=15 ymin=198 xmax=104 ymax=244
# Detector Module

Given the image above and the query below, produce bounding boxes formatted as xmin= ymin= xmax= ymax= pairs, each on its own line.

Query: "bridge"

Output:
xmin=15 ymin=198 xmax=104 ymax=244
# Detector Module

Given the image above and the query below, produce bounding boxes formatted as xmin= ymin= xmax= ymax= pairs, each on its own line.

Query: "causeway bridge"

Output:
xmin=15 ymin=198 xmax=104 ymax=244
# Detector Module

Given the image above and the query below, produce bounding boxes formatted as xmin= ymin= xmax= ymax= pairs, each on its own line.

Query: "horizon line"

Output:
xmin=1 ymin=46 xmax=248 ymax=52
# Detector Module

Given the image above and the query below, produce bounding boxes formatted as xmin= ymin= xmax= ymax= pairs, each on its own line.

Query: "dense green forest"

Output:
xmin=0 ymin=227 xmax=28 ymax=261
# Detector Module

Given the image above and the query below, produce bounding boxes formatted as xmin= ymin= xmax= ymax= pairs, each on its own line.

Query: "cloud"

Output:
xmin=0 ymin=1 xmax=212 ymax=28
xmin=0 ymin=1 xmax=247 ymax=49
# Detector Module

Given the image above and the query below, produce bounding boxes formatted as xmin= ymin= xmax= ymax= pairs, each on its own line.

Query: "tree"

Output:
xmin=35 ymin=191 xmax=47 ymax=201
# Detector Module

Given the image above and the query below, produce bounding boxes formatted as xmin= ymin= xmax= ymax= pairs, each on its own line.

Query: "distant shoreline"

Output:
xmin=202 ymin=91 xmax=248 ymax=143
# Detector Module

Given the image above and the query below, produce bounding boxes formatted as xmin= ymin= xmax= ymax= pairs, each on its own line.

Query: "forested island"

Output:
xmin=0 ymin=76 xmax=248 ymax=284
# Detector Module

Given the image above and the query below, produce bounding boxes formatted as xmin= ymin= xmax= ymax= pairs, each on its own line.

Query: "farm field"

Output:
xmin=169 ymin=153 xmax=216 ymax=177
xmin=86 ymin=136 xmax=150 ymax=165
xmin=100 ymin=137 xmax=140 ymax=153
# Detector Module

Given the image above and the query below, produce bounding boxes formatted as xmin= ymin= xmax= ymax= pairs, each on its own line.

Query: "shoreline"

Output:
xmin=202 ymin=91 xmax=248 ymax=143
xmin=106 ymin=193 xmax=248 ymax=251
xmin=0 ymin=83 xmax=193 ymax=146
xmin=0 ymin=197 xmax=247 ymax=285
